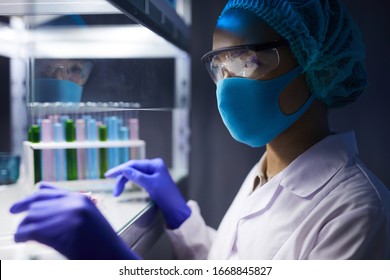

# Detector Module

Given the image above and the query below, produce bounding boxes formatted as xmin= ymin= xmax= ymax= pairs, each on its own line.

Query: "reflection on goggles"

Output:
xmin=202 ymin=40 xmax=288 ymax=83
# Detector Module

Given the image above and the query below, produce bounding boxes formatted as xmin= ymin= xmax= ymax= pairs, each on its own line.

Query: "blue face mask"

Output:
xmin=33 ymin=78 xmax=83 ymax=103
xmin=216 ymin=66 xmax=314 ymax=147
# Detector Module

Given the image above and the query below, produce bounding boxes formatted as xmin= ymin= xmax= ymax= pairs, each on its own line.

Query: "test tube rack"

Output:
xmin=22 ymin=139 xmax=146 ymax=190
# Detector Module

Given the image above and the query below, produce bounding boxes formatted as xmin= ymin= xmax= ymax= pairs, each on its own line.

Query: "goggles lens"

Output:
xmin=201 ymin=40 xmax=288 ymax=83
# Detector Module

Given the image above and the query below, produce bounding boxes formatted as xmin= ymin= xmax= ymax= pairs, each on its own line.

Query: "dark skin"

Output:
xmin=213 ymin=9 xmax=331 ymax=180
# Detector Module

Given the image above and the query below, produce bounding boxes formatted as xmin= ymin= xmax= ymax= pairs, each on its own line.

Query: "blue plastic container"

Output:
xmin=0 ymin=153 xmax=20 ymax=185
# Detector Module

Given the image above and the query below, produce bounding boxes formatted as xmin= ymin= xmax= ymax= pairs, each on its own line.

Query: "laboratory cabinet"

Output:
xmin=0 ymin=0 xmax=191 ymax=260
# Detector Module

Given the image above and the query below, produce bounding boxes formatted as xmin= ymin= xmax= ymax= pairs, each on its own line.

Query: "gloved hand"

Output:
xmin=9 ymin=183 xmax=140 ymax=260
xmin=105 ymin=158 xmax=191 ymax=229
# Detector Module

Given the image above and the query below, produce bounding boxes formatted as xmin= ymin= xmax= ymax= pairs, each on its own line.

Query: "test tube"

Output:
xmin=59 ymin=115 xmax=70 ymax=125
xmin=41 ymin=119 xmax=54 ymax=181
xmin=129 ymin=118 xmax=140 ymax=159
xmin=53 ymin=123 xmax=67 ymax=181
xmin=76 ymin=119 xmax=86 ymax=180
xmin=28 ymin=125 xmax=41 ymax=183
xmin=99 ymin=125 xmax=108 ymax=178
xmin=129 ymin=118 xmax=139 ymax=140
xmin=65 ymin=119 xmax=78 ymax=180
xmin=48 ymin=114 xmax=57 ymax=124
xmin=107 ymin=116 xmax=120 ymax=169
xmin=59 ymin=115 xmax=69 ymax=136
xmin=82 ymin=115 xmax=92 ymax=127
xmin=86 ymin=119 xmax=99 ymax=179
xmin=119 ymin=126 xmax=130 ymax=164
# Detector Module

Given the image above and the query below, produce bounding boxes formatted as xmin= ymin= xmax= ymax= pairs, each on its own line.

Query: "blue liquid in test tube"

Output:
xmin=53 ymin=122 xmax=67 ymax=181
xmin=119 ymin=126 xmax=130 ymax=164
xmin=83 ymin=115 xmax=92 ymax=122
xmin=59 ymin=115 xmax=69 ymax=135
xmin=86 ymin=119 xmax=99 ymax=179
xmin=107 ymin=116 xmax=120 ymax=169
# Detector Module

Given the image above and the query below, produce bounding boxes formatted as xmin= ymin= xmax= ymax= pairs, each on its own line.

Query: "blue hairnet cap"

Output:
xmin=219 ymin=0 xmax=368 ymax=107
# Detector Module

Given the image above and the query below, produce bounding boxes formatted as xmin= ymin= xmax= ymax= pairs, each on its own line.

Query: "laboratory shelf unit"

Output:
xmin=0 ymin=0 xmax=191 ymax=259
xmin=108 ymin=0 xmax=191 ymax=52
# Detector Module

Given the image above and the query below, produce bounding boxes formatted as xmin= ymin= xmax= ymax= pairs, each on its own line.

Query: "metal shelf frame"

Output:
xmin=108 ymin=0 xmax=190 ymax=52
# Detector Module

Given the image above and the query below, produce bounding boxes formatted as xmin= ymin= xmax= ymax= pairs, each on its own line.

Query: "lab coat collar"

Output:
xmin=239 ymin=165 xmax=285 ymax=219
xmin=279 ymin=130 xmax=359 ymax=198
xmin=239 ymin=131 xmax=358 ymax=219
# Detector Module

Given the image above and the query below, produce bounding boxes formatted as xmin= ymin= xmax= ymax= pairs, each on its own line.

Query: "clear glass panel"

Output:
xmin=0 ymin=0 xmax=190 ymax=185
xmin=30 ymin=57 xmax=176 ymax=108
xmin=18 ymin=2 xmax=191 ymax=186
xmin=25 ymin=12 xmax=185 ymax=110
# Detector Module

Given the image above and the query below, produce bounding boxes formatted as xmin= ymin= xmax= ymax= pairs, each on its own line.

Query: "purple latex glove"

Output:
xmin=105 ymin=158 xmax=191 ymax=229
xmin=10 ymin=183 xmax=140 ymax=260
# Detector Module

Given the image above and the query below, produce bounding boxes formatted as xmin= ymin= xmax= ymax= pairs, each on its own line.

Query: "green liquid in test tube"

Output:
xmin=28 ymin=125 xmax=41 ymax=183
xmin=99 ymin=125 xmax=108 ymax=178
xmin=65 ymin=119 xmax=78 ymax=180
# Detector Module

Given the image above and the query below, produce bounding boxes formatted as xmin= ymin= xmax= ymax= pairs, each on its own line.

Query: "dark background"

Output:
xmin=0 ymin=56 xmax=10 ymax=152
xmin=82 ymin=58 xmax=175 ymax=108
xmin=189 ymin=0 xmax=390 ymax=228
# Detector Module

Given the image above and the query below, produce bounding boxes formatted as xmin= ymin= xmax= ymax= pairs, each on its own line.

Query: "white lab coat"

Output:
xmin=166 ymin=131 xmax=390 ymax=259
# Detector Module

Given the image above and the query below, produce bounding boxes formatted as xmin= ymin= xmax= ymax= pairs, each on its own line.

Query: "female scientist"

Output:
xmin=10 ymin=0 xmax=390 ymax=259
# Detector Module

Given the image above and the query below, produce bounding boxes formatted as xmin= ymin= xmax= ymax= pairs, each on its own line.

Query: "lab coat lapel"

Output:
xmin=238 ymin=172 xmax=284 ymax=220
xmin=279 ymin=131 xmax=357 ymax=198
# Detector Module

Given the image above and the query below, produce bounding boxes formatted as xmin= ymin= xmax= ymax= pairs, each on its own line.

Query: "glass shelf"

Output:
xmin=0 ymin=24 xmax=184 ymax=59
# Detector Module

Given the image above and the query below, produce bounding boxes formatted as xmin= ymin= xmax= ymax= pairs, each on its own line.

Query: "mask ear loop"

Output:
xmin=277 ymin=68 xmax=315 ymax=117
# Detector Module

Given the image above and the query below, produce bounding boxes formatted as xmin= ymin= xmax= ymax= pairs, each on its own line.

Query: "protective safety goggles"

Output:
xmin=201 ymin=39 xmax=289 ymax=83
